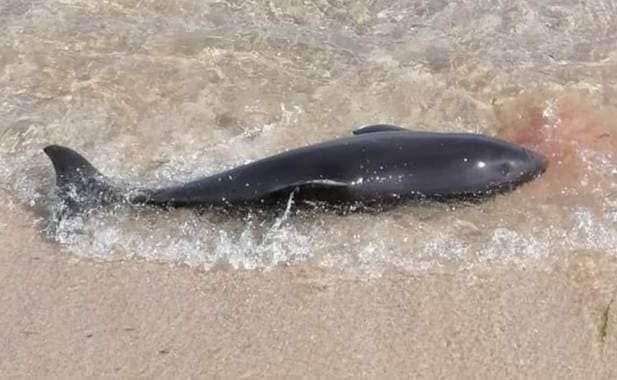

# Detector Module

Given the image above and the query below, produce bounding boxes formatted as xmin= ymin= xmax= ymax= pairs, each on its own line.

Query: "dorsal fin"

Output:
xmin=353 ymin=124 xmax=408 ymax=135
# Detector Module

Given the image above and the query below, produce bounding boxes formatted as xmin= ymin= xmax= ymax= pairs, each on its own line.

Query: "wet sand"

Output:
xmin=2 ymin=199 xmax=616 ymax=378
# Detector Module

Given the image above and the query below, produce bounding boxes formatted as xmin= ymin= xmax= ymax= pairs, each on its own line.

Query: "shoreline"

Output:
xmin=2 ymin=204 xmax=616 ymax=378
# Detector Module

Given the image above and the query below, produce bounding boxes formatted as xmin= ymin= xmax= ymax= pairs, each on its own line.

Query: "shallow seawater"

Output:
xmin=1 ymin=0 xmax=617 ymax=275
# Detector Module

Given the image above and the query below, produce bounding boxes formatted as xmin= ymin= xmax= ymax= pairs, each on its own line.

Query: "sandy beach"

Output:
xmin=2 ymin=199 xmax=616 ymax=378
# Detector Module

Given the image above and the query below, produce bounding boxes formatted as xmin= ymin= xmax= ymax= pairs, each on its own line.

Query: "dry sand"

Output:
xmin=1 ymin=198 xmax=616 ymax=378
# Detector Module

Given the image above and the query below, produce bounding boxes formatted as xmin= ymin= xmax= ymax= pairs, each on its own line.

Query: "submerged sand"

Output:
xmin=2 ymin=201 xmax=616 ymax=378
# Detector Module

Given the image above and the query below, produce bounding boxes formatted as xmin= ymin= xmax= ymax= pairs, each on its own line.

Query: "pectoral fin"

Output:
xmin=273 ymin=179 xmax=348 ymax=192
xmin=300 ymin=179 xmax=348 ymax=187
xmin=266 ymin=179 xmax=350 ymax=203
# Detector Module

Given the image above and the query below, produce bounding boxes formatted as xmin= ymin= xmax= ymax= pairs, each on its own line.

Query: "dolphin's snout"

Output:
xmin=525 ymin=148 xmax=548 ymax=176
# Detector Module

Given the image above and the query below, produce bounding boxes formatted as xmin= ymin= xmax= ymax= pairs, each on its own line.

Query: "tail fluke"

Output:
xmin=43 ymin=145 xmax=122 ymax=212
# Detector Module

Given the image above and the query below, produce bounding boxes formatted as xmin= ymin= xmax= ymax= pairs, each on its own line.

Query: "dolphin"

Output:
xmin=43 ymin=125 xmax=547 ymax=213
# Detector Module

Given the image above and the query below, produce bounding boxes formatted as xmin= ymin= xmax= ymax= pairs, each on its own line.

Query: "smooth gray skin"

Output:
xmin=43 ymin=125 xmax=547 ymax=212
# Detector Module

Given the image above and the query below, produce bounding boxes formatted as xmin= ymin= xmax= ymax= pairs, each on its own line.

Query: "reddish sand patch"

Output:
xmin=495 ymin=93 xmax=617 ymax=206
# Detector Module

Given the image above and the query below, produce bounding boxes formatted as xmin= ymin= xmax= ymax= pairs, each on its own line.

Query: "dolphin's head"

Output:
xmin=454 ymin=136 xmax=548 ymax=195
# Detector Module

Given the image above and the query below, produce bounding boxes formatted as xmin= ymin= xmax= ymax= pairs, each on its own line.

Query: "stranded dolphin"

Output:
xmin=43 ymin=125 xmax=547 ymax=213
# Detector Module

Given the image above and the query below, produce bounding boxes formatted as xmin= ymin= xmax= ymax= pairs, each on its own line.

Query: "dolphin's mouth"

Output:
xmin=525 ymin=148 xmax=549 ymax=177
xmin=484 ymin=150 xmax=548 ymax=195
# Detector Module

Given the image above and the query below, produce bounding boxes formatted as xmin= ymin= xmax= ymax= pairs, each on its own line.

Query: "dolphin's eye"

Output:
xmin=499 ymin=163 xmax=511 ymax=176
